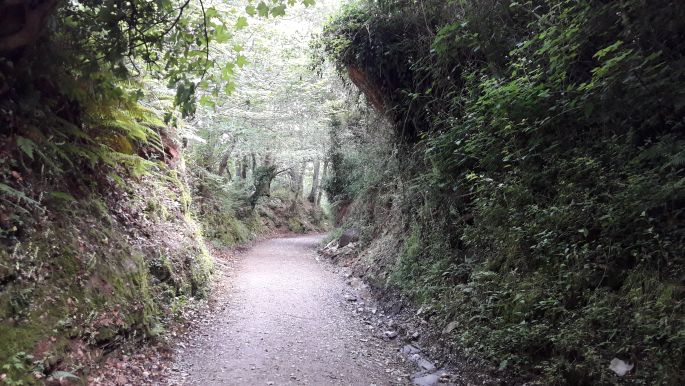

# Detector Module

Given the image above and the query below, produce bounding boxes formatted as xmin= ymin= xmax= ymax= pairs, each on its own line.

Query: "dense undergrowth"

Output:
xmin=0 ymin=7 xmax=219 ymax=378
xmin=0 ymin=131 xmax=214 ymax=383
xmin=0 ymin=122 xmax=324 ymax=385
xmin=321 ymin=0 xmax=685 ymax=384
xmin=190 ymin=169 xmax=328 ymax=246
xmin=0 ymin=4 xmax=325 ymax=383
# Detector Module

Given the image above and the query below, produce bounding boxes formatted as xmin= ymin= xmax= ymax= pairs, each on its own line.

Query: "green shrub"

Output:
xmin=322 ymin=0 xmax=685 ymax=383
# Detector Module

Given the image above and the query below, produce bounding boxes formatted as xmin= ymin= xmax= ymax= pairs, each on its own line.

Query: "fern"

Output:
xmin=0 ymin=183 xmax=41 ymax=212
xmin=668 ymin=149 xmax=685 ymax=169
xmin=16 ymin=137 xmax=35 ymax=160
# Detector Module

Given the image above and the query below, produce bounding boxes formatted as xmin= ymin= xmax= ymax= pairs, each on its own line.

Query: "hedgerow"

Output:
xmin=322 ymin=0 xmax=685 ymax=383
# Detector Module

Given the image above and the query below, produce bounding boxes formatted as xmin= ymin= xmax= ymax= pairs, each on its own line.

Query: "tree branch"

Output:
xmin=275 ymin=167 xmax=292 ymax=176
xmin=198 ymin=0 xmax=210 ymax=79
xmin=0 ymin=0 xmax=60 ymax=52
xmin=159 ymin=0 xmax=192 ymax=37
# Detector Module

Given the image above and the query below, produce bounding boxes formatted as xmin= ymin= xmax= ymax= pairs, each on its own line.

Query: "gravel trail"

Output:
xmin=170 ymin=235 xmax=411 ymax=385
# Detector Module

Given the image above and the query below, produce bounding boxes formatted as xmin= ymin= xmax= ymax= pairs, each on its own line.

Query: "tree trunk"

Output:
xmin=296 ymin=161 xmax=306 ymax=201
xmin=217 ymin=143 xmax=236 ymax=177
xmin=263 ymin=152 xmax=273 ymax=166
xmin=235 ymin=157 xmax=242 ymax=179
xmin=289 ymin=161 xmax=307 ymax=212
xmin=217 ymin=152 xmax=231 ymax=176
xmin=251 ymin=152 xmax=257 ymax=177
xmin=307 ymin=159 xmax=321 ymax=203
xmin=288 ymin=169 xmax=299 ymax=193
xmin=241 ymin=155 xmax=248 ymax=179
xmin=249 ymin=165 xmax=278 ymax=209
xmin=315 ymin=159 xmax=328 ymax=206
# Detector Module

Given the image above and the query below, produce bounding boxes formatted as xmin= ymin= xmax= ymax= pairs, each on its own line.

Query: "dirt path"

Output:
xmin=168 ymin=235 xmax=412 ymax=385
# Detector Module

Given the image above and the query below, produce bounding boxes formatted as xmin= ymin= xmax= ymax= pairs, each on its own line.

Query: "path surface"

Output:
xmin=170 ymin=235 xmax=411 ymax=385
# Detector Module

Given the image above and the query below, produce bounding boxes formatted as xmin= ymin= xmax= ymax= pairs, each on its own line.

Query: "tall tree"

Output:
xmin=297 ymin=161 xmax=307 ymax=201
xmin=315 ymin=159 xmax=328 ymax=206
xmin=235 ymin=157 xmax=243 ymax=180
xmin=241 ymin=155 xmax=249 ymax=179
xmin=308 ymin=159 xmax=321 ymax=202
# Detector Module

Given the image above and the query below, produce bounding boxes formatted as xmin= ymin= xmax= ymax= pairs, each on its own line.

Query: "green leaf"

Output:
xmin=594 ymin=41 xmax=623 ymax=60
xmin=205 ymin=7 xmax=219 ymax=19
xmin=236 ymin=55 xmax=249 ymax=68
xmin=214 ymin=25 xmax=231 ymax=43
xmin=233 ymin=44 xmax=243 ymax=52
xmin=256 ymin=1 xmax=269 ymax=17
xmin=49 ymin=191 xmax=76 ymax=202
xmin=235 ymin=16 xmax=248 ymax=30
xmin=271 ymin=5 xmax=286 ymax=17
xmin=224 ymin=82 xmax=236 ymax=95
xmin=245 ymin=5 xmax=256 ymax=16
xmin=302 ymin=0 xmax=315 ymax=6
xmin=499 ymin=359 xmax=509 ymax=370
xmin=0 ymin=183 xmax=40 ymax=208
xmin=222 ymin=62 xmax=235 ymax=80
xmin=199 ymin=95 xmax=216 ymax=109
xmin=16 ymin=136 xmax=35 ymax=160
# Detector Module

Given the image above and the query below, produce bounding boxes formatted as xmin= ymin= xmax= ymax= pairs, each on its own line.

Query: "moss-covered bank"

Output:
xmin=321 ymin=0 xmax=685 ymax=384
xmin=0 ymin=151 xmax=212 ymax=383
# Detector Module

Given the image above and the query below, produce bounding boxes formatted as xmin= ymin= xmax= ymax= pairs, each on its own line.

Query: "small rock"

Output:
xmin=442 ymin=321 xmax=458 ymax=335
xmin=409 ymin=353 xmax=436 ymax=371
xmin=384 ymin=330 xmax=398 ymax=339
xmin=412 ymin=373 xmax=440 ymax=386
xmin=344 ymin=293 xmax=358 ymax=302
xmin=401 ymin=344 xmax=421 ymax=354
xmin=338 ymin=228 xmax=360 ymax=247
xmin=410 ymin=331 xmax=420 ymax=340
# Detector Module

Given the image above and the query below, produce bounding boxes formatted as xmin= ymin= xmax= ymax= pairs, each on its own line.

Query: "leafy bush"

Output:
xmin=323 ymin=111 xmax=397 ymax=207
xmin=189 ymin=169 xmax=260 ymax=246
xmin=322 ymin=0 xmax=685 ymax=383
